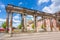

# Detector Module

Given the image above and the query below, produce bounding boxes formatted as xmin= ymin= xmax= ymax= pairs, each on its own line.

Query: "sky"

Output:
xmin=0 ymin=0 xmax=60 ymax=27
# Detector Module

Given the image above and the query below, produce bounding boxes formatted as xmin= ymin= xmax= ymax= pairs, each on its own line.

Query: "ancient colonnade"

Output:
xmin=6 ymin=4 xmax=59 ymax=36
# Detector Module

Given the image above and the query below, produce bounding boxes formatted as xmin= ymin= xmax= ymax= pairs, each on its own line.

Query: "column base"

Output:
xmin=9 ymin=33 xmax=13 ymax=37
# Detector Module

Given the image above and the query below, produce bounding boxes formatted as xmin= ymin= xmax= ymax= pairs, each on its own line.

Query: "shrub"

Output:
xmin=41 ymin=24 xmax=45 ymax=29
xmin=32 ymin=23 xmax=35 ymax=29
xmin=2 ymin=22 xmax=6 ymax=29
xmin=18 ymin=24 xmax=22 ymax=29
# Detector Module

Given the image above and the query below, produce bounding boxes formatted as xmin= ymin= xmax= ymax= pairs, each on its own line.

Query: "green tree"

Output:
xmin=32 ymin=23 xmax=35 ymax=29
xmin=18 ymin=24 xmax=22 ymax=29
xmin=2 ymin=22 xmax=6 ymax=29
xmin=41 ymin=24 xmax=45 ymax=29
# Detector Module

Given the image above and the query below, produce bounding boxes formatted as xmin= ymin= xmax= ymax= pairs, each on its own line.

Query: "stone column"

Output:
xmin=6 ymin=13 xmax=9 ymax=33
xmin=54 ymin=18 xmax=57 ymax=31
xmin=43 ymin=17 xmax=46 ymax=31
xmin=21 ymin=14 xmax=26 ymax=32
xmin=9 ymin=13 xmax=13 ymax=37
xmin=50 ymin=18 xmax=53 ymax=31
xmin=41 ymin=16 xmax=44 ymax=28
xmin=58 ymin=22 xmax=60 ymax=31
xmin=34 ymin=15 xmax=37 ymax=32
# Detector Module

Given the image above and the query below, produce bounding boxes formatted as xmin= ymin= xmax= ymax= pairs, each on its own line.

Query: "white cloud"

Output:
xmin=0 ymin=10 xmax=1 ymax=13
xmin=0 ymin=18 xmax=6 ymax=22
xmin=27 ymin=15 xmax=34 ymax=20
xmin=13 ymin=19 xmax=20 ymax=23
xmin=37 ymin=0 xmax=49 ymax=5
xmin=13 ymin=22 xmax=20 ymax=27
xmin=13 ymin=14 xmax=21 ymax=22
xmin=37 ymin=17 xmax=42 ymax=20
xmin=1 ymin=4 xmax=5 ymax=8
xmin=31 ymin=7 xmax=33 ymax=9
xmin=27 ymin=15 xmax=33 ymax=18
xmin=0 ymin=4 xmax=5 ymax=8
xmin=13 ymin=14 xmax=20 ymax=20
xmin=42 ymin=0 xmax=60 ymax=13
xmin=0 ymin=18 xmax=6 ymax=26
xmin=42 ymin=6 xmax=53 ymax=13
xmin=13 ymin=14 xmax=21 ymax=27
xmin=0 ymin=4 xmax=5 ymax=13
xmin=19 ymin=2 xmax=23 ymax=5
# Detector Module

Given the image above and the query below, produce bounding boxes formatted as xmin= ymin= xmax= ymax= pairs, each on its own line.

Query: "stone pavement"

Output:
xmin=0 ymin=32 xmax=60 ymax=40
xmin=0 ymin=33 xmax=5 ymax=37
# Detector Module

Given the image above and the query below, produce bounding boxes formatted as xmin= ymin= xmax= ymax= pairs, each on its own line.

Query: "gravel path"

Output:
xmin=0 ymin=32 xmax=60 ymax=40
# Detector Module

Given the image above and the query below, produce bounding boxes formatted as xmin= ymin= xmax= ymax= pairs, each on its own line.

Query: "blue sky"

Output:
xmin=0 ymin=0 xmax=60 ymax=27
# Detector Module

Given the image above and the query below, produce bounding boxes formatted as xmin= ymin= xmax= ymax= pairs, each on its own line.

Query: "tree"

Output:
xmin=41 ymin=24 xmax=45 ymax=29
xmin=2 ymin=22 xmax=6 ymax=29
xmin=32 ymin=23 xmax=35 ymax=29
xmin=18 ymin=24 xmax=22 ymax=29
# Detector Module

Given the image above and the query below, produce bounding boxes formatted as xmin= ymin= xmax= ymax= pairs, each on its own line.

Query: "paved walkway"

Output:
xmin=0 ymin=33 xmax=5 ymax=37
xmin=0 ymin=32 xmax=60 ymax=40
